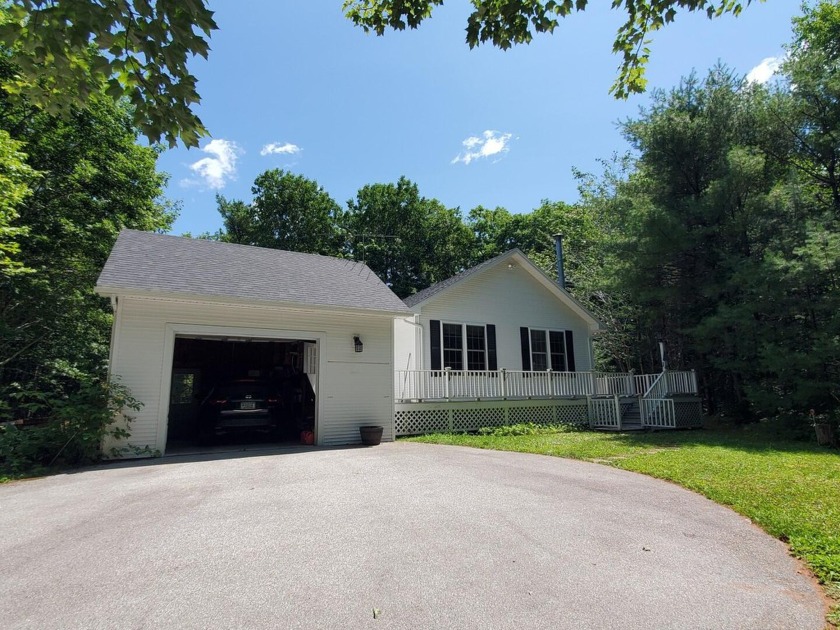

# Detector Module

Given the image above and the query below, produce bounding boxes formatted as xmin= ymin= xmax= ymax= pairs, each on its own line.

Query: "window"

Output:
xmin=466 ymin=325 xmax=486 ymax=371
xmin=528 ymin=329 xmax=568 ymax=371
xmin=442 ymin=323 xmax=464 ymax=370
xmin=170 ymin=370 xmax=198 ymax=405
xmin=530 ymin=329 xmax=548 ymax=371
xmin=431 ymin=321 xmax=495 ymax=371
xmin=549 ymin=331 xmax=567 ymax=371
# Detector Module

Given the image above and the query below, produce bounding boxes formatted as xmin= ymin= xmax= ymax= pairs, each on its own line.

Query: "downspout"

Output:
xmin=107 ymin=296 xmax=118 ymax=379
xmin=400 ymin=314 xmax=424 ymax=370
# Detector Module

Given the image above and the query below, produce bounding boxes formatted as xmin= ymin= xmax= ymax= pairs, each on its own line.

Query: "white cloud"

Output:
xmin=260 ymin=142 xmax=302 ymax=156
xmin=187 ymin=139 xmax=242 ymax=189
xmin=746 ymin=56 xmax=782 ymax=85
xmin=452 ymin=130 xmax=514 ymax=165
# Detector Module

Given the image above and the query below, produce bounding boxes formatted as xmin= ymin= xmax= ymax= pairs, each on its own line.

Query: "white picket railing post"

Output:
xmin=444 ymin=367 xmax=451 ymax=401
xmin=614 ymin=394 xmax=622 ymax=430
xmin=500 ymin=369 xmax=507 ymax=399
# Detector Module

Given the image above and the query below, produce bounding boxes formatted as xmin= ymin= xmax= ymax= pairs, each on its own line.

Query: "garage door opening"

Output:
xmin=166 ymin=336 xmax=317 ymax=452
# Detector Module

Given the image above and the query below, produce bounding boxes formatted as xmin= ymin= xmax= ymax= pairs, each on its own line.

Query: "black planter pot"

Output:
xmin=359 ymin=425 xmax=384 ymax=446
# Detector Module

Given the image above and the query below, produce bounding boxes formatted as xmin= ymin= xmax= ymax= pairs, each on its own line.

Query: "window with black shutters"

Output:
xmin=526 ymin=328 xmax=571 ymax=371
xmin=530 ymin=329 xmax=548 ymax=371
xmin=549 ymin=330 xmax=567 ymax=371
xmin=434 ymin=322 xmax=494 ymax=371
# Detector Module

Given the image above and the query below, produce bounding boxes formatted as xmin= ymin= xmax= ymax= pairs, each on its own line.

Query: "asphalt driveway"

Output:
xmin=0 ymin=443 xmax=825 ymax=629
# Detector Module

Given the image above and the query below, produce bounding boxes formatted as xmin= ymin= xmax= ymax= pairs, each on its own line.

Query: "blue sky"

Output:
xmin=159 ymin=1 xmax=801 ymax=236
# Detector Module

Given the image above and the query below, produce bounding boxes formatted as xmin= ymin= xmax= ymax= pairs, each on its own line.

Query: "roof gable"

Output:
xmin=404 ymin=249 xmax=601 ymax=330
xmin=96 ymin=230 xmax=410 ymax=314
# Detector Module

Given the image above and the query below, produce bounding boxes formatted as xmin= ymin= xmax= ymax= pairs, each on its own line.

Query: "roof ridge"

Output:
xmin=122 ymin=229 xmax=369 ymax=270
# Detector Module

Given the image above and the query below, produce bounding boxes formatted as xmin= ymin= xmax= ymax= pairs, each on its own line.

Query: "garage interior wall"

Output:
xmin=106 ymin=296 xmax=395 ymax=456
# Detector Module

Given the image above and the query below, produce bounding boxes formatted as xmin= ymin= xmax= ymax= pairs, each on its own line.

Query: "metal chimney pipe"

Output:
xmin=553 ymin=234 xmax=566 ymax=289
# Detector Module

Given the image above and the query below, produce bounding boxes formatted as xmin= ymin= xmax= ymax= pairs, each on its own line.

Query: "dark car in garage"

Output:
xmin=200 ymin=379 xmax=282 ymax=437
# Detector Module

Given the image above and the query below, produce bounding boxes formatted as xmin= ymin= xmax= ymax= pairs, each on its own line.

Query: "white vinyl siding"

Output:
xmin=416 ymin=263 xmax=593 ymax=372
xmin=106 ymin=295 xmax=395 ymax=456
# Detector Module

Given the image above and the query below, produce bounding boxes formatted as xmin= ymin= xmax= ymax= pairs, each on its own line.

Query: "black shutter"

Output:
xmin=520 ymin=327 xmax=531 ymax=371
xmin=430 ymin=320 xmax=441 ymax=370
xmin=486 ymin=325 xmax=497 ymax=371
xmin=565 ymin=330 xmax=576 ymax=372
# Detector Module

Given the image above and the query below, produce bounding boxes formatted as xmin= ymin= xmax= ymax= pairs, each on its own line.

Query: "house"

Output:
xmin=95 ymin=230 xmax=410 ymax=457
xmin=393 ymin=246 xmax=702 ymax=435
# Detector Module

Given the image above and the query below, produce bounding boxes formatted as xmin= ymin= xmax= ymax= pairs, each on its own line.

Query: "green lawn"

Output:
xmin=406 ymin=421 xmax=840 ymax=622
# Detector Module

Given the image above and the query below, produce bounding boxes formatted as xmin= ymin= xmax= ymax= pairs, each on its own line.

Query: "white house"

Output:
xmin=392 ymin=249 xmax=702 ymax=435
xmin=95 ymin=230 xmax=410 ymax=457
xmin=395 ymin=248 xmax=601 ymax=375
xmin=97 ymin=231 xmax=701 ymax=458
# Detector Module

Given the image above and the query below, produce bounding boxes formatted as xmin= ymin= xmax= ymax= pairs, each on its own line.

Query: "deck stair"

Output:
xmin=619 ymin=399 xmax=642 ymax=431
xmin=593 ymin=398 xmax=644 ymax=432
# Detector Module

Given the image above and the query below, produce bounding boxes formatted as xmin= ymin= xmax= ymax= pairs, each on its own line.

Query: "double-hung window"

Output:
xmin=442 ymin=323 xmax=466 ymax=370
xmin=431 ymin=321 xmax=497 ymax=371
xmin=520 ymin=328 xmax=575 ymax=372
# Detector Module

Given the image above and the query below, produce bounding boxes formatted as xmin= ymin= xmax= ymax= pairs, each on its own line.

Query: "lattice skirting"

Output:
xmin=674 ymin=398 xmax=703 ymax=428
xmin=395 ymin=400 xmax=589 ymax=436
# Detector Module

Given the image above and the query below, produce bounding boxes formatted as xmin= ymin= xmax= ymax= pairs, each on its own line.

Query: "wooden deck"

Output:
xmin=393 ymin=369 xmax=701 ymax=434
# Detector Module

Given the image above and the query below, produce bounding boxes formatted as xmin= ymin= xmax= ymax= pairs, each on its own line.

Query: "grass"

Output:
xmin=406 ymin=420 xmax=840 ymax=624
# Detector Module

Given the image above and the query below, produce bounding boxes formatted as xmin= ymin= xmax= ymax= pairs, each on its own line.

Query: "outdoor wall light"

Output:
xmin=353 ymin=335 xmax=364 ymax=353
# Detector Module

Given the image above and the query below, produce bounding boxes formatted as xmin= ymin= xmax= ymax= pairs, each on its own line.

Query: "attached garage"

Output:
xmin=166 ymin=336 xmax=317 ymax=450
xmin=96 ymin=230 xmax=410 ymax=457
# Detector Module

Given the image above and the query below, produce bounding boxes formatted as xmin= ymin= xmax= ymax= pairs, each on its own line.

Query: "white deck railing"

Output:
xmin=395 ymin=369 xmax=697 ymax=402
xmin=588 ymin=396 xmax=621 ymax=429
xmin=640 ymin=398 xmax=676 ymax=428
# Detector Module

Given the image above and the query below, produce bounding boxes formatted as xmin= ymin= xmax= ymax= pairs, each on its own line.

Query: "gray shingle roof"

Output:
xmin=97 ymin=230 xmax=410 ymax=314
xmin=403 ymin=250 xmax=518 ymax=308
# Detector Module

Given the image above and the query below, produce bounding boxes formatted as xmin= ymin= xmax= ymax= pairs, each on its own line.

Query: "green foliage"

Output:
xmin=343 ymin=0 xmax=757 ymax=99
xmin=0 ymin=129 xmax=36 ymax=274
xmin=219 ymin=169 xmax=344 ymax=255
xmin=344 ymin=176 xmax=475 ymax=297
xmin=0 ymin=378 xmax=141 ymax=476
xmin=477 ymin=422 xmax=576 ymax=436
xmin=0 ymin=1 xmax=217 ymax=147
xmin=0 ymin=73 xmax=175 ymax=474
xmin=586 ymin=9 xmax=840 ymax=421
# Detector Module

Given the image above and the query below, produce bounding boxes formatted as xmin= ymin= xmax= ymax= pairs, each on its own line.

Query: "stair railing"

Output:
xmin=640 ymin=370 xmax=676 ymax=428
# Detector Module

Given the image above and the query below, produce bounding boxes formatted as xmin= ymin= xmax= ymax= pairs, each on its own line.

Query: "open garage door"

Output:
xmin=166 ymin=335 xmax=317 ymax=452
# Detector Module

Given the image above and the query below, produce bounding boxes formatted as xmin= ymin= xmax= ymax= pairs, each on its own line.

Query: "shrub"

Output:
xmin=0 ymin=378 xmax=141 ymax=477
xmin=477 ymin=422 xmax=578 ymax=437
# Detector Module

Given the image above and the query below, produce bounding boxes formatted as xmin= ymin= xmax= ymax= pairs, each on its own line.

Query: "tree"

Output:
xmin=0 ymin=129 xmax=36 ymax=274
xmin=595 ymin=21 xmax=840 ymax=421
xmin=343 ymin=0 xmax=757 ymax=98
xmin=344 ymin=176 xmax=473 ymax=297
xmin=467 ymin=197 xmax=625 ymax=370
xmin=219 ymin=170 xmax=344 ymax=256
xmin=0 ymin=90 xmax=175 ymax=432
xmin=0 ymin=1 xmax=217 ymax=147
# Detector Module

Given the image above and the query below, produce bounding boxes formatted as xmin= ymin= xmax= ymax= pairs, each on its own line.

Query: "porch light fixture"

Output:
xmin=353 ymin=335 xmax=364 ymax=353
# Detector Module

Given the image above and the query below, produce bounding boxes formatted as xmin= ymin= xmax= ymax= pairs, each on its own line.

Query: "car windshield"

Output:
xmin=216 ymin=382 xmax=271 ymax=399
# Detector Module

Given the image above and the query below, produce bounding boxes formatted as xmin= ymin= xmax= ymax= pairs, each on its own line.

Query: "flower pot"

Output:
xmin=359 ymin=425 xmax=384 ymax=446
